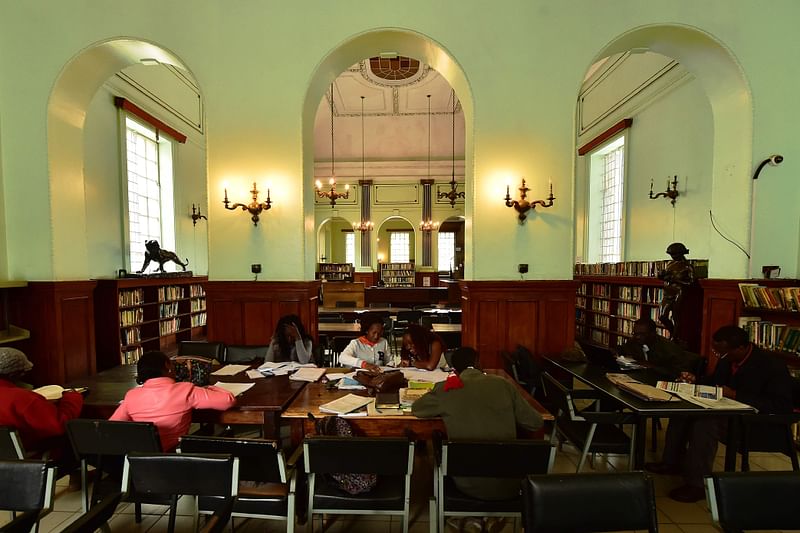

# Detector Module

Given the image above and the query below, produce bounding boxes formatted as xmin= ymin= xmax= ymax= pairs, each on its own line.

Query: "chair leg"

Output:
xmin=576 ymin=424 xmax=597 ymax=472
xmin=651 ymin=418 xmax=659 ymax=453
xmin=627 ymin=424 xmax=637 ymax=471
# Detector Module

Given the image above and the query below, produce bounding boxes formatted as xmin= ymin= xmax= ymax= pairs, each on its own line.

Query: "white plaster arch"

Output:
xmin=47 ymin=38 xmax=202 ymax=278
xmin=301 ymin=28 xmax=474 ymax=278
xmin=316 ymin=215 xmax=356 ymax=264
xmin=579 ymin=24 xmax=752 ymax=278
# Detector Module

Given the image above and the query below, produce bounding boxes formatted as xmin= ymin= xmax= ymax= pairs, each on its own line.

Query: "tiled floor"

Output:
xmin=3 ymin=421 xmax=799 ymax=532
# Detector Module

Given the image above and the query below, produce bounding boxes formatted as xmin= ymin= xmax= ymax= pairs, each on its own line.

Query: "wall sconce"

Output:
xmin=649 ymin=175 xmax=680 ymax=207
xmin=223 ymin=182 xmax=272 ymax=226
xmin=504 ymin=178 xmax=555 ymax=222
xmin=419 ymin=219 xmax=439 ymax=232
xmin=190 ymin=204 xmax=207 ymax=226
xmin=352 ymin=220 xmax=374 ymax=232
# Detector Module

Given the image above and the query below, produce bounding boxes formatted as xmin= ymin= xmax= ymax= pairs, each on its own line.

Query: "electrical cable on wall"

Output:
xmin=709 ymin=210 xmax=750 ymax=259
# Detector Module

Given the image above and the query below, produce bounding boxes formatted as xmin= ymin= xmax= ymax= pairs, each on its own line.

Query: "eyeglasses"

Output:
xmin=711 ymin=348 xmax=728 ymax=359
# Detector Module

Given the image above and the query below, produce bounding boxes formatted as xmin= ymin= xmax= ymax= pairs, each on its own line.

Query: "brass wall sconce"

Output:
xmin=190 ymin=204 xmax=207 ymax=226
xmin=649 ymin=175 xmax=680 ymax=207
xmin=419 ymin=219 xmax=439 ymax=232
xmin=223 ymin=182 xmax=272 ymax=226
xmin=504 ymin=178 xmax=555 ymax=222
xmin=352 ymin=220 xmax=374 ymax=232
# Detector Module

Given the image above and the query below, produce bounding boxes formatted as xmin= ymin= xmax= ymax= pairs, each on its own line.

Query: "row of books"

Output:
xmin=159 ymin=318 xmax=181 ymax=336
xmin=591 ymin=299 xmax=610 ymax=313
xmin=574 ymin=259 xmax=709 ymax=278
xmin=189 ymin=284 xmax=205 ymax=298
xmin=592 ymin=315 xmax=610 ymax=329
xmin=619 ymin=286 xmax=642 ymax=301
xmin=119 ymin=288 xmax=144 ymax=307
xmin=738 ymin=283 xmax=800 ymax=312
xmin=739 ymin=317 xmax=800 ymax=354
xmin=191 ymin=312 xmax=207 ymax=328
xmin=121 ymin=326 xmax=141 ymax=346
xmin=157 ymin=286 xmax=186 ymax=302
xmin=617 ymin=302 xmax=641 ymax=319
xmin=576 ymin=296 xmax=587 ymax=309
xmin=592 ymin=284 xmax=611 ymax=297
xmin=159 ymin=302 xmax=180 ymax=318
xmin=191 ymin=298 xmax=206 ymax=312
xmin=120 ymin=307 xmax=144 ymax=327
xmin=121 ymin=346 xmax=144 ymax=365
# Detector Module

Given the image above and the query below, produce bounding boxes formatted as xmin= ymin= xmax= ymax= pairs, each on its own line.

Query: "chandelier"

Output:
xmin=438 ymin=89 xmax=465 ymax=208
xmin=315 ymin=83 xmax=349 ymax=207
xmin=420 ymin=94 xmax=439 ymax=233
xmin=353 ymin=95 xmax=373 ymax=233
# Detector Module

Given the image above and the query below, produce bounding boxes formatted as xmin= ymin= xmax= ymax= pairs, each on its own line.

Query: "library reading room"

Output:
xmin=2 ymin=2 xmax=800 ymax=532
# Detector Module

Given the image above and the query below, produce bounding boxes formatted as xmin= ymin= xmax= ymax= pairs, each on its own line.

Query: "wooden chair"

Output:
xmin=180 ymin=435 xmax=298 ymax=532
xmin=304 ymin=436 xmax=414 ymax=533
xmin=522 ymin=472 xmax=657 ymax=532
xmin=434 ymin=439 xmax=554 ymax=533
xmin=706 ymin=471 xmax=800 ymax=532
xmin=0 ymin=460 xmax=56 ymax=533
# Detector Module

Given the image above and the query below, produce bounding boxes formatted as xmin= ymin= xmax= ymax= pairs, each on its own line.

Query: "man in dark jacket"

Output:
xmin=646 ymin=326 xmax=793 ymax=502
xmin=619 ymin=317 xmax=699 ymax=379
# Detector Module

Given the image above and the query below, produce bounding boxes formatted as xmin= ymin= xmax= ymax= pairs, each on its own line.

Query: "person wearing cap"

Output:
xmin=0 ymin=347 xmax=83 ymax=457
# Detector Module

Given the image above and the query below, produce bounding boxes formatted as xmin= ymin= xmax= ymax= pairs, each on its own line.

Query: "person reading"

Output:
xmin=265 ymin=314 xmax=314 ymax=363
xmin=645 ymin=326 xmax=793 ymax=502
xmin=399 ymin=324 xmax=446 ymax=370
xmin=618 ymin=317 xmax=699 ymax=379
xmin=110 ymin=351 xmax=236 ymax=451
xmin=338 ymin=314 xmax=392 ymax=371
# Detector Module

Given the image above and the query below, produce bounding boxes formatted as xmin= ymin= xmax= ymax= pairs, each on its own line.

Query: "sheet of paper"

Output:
xmin=212 ymin=381 xmax=255 ymax=397
xmin=399 ymin=368 xmax=450 ymax=383
xmin=319 ymin=393 xmax=373 ymax=415
xmin=246 ymin=369 xmax=265 ymax=379
xmin=211 ymin=364 xmax=250 ymax=376
xmin=258 ymin=361 xmax=318 ymax=376
xmin=677 ymin=393 xmax=753 ymax=410
xmin=289 ymin=367 xmax=326 ymax=382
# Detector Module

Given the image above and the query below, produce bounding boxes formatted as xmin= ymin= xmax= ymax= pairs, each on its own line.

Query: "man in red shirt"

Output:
xmin=0 ymin=347 xmax=83 ymax=463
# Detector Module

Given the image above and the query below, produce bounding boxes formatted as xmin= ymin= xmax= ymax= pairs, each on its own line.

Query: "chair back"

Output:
xmin=707 ymin=471 xmax=800 ymax=531
xmin=442 ymin=440 xmax=553 ymax=478
xmin=179 ymin=435 xmax=286 ymax=484
xmin=124 ymin=452 xmax=238 ymax=498
xmin=224 ymin=345 xmax=268 ymax=363
xmin=395 ymin=310 xmax=422 ymax=325
xmin=0 ymin=427 xmax=25 ymax=459
xmin=522 ymin=472 xmax=657 ymax=533
xmin=0 ymin=460 xmax=55 ymax=512
xmin=178 ymin=341 xmax=224 ymax=359
xmin=67 ymin=419 xmax=162 ymax=458
xmin=541 ymin=372 xmax=580 ymax=421
xmin=304 ymin=436 xmax=413 ymax=476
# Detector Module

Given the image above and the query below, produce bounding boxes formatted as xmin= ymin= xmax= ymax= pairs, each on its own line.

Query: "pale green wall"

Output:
xmin=0 ymin=1 xmax=799 ymax=281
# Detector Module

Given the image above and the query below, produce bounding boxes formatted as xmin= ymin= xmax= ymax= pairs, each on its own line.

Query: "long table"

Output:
xmin=282 ymin=368 xmax=552 ymax=442
xmin=545 ymin=358 xmax=755 ymax=469
xmin=67 ymin=365 xmax=306 ymax=438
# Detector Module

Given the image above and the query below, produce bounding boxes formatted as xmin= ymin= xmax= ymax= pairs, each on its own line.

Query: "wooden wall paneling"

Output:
xmin=354 ymin=271 xmax=376 ymax=287
xmin=699 ymin=279 xmax=745 ymax=373
xmin=242 ymin=302 xmax=271 ymax=345
xmin=459 ymin=281 xmax=577 ymax=369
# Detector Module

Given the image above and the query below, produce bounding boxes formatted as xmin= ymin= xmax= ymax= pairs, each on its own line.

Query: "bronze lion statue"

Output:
xmin=138 ymin=240 xmax=189 ymax=273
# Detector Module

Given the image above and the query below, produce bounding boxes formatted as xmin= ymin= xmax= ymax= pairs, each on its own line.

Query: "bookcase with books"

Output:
xmin=380 ymin=262 xmax=415 ymax=287
xmin=574 ymin=259 xmax=708 ymax=352
xmin=94 ymin=277 xmax=208 ymax=369
xmin=317 ymin=263 xmax=354 ymax=282
xmin=737 ymin=281 xmax=800 ymax=357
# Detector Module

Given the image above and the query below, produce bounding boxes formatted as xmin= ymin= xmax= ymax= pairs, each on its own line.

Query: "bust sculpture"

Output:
xmin=657 ymin=242 xmax=694 ymax=339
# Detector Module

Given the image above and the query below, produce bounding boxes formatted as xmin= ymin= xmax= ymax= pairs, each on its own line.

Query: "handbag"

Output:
xmin=171 ymin=355 xmax=213 ymax=386
xmin=354 ymin=370 xmax=408 ymax=395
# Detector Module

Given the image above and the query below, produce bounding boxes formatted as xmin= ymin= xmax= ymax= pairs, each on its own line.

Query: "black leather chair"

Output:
xmin=304 ymin=436 xmax=414 ymax=533
xmin=706 ymin=471 xmax=800 ymax=532
xmin=522 ymin=472 xmax=657 ymax=533
xmin=542 ymin=372 xmax=636 ymax=472
xmin=224 ymin=345 xmax=269 ymax=363
xmin=0 ymin=427 xmax=25 ymax=460
xmin=178 ymin=341 xmax=224 ymax=360
xmin=124 ymin=452 xmax=238 ymax=533
xmin=66 ymin=419 xmax=163 ymax=518
xmin=179 ymin=435 xmax=297 ymax=532
xmin=0 ymin=460 xmax=56 ymax=533
xmin=733 ymin=412 xmax=800 ymax=472
xmin=434 ymin=440 xmax=554 ymax=533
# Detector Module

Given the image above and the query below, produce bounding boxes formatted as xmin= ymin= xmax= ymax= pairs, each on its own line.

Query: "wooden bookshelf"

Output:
xmin=380 ymin=262 xmax=415 ymax=287
xmin=317 ymin=263 xmax=354 ymax=282
xmin=94 ymin=277 xmax=208 ymax=369
xmin=736 ymin=281 xmax=800 ymax=358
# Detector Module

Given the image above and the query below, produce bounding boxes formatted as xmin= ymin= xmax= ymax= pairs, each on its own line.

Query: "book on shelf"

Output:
xmin=575 ymin=259 xmax=708 ymax=278
xmin=738 ymin=283 xmax=800 ymax=311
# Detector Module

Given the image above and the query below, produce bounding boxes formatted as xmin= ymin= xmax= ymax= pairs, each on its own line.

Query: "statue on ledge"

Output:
xmin=138 ymin=240 xmax=189 ymax=274
xmin=657 ymin=242 xmax=695 ymax=340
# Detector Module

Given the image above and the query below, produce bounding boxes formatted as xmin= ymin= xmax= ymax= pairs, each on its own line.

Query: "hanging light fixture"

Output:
xmin=437 ymin=89 xmax=465 ymax=208
xmin=315 ymin=83 xmax=349 ymax=207
xmin=353 ymin=95 xmax=374 ymax=232
xmin=420 ymin=94 xmax=439 ymax=232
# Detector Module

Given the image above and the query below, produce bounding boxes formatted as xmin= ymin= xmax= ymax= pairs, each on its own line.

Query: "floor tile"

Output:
xmin=656 ymin=497 xmax=713 ymax=525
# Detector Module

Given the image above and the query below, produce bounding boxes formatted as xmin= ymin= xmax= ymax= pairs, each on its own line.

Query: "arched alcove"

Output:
xmin=578 ymin=25 xmax=752 ymax=278
xmin=376 ymin=216 xmax=415 ymax=265
xmin=302 ymin=28 xmax=474 ymax=280
xmin=317 ymin=216 xmax=355 ymax=265
xmin=47 ymin=39 xmax=204 ymax=279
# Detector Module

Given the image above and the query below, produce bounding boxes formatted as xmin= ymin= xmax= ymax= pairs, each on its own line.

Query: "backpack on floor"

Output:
xmin=312 ymin=415 xmax=378 ymax=495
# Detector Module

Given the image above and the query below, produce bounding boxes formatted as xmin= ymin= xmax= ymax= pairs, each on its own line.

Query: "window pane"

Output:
xmin=345 ymin=233 xmax=355 ymax=266
xmin=125 ymin=118 xmax=163 ymax=269
xmin=437 ymin=232 xmax=455 ymax=272
xmin=599 ymin=143 xmax=624 ymax=263
xmin=390 ymin=232 xmax=410 ymax=263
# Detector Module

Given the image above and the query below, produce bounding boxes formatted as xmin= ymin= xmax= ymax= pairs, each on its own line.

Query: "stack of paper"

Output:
xmin=656 ymin=381 xmax=722 ymax=400
xmin=605 ymin=373 xmax=675 ymax=402
xmin=257 ymin=361 xmax=317 ymax=376
xmin=399 ymin=387 xmax=430 ymax=407
xmin=212 ymin=381 xmax=255 ymax=397
xmin=289 ymin=367 xmax=327 ymax=382
xmin=319 ymin=393 xmax=373 ymax=415
xmin=211 ymin=364 xmax=250 ymax=376
xmin=399 ymin=368 xmax=449 ymax=383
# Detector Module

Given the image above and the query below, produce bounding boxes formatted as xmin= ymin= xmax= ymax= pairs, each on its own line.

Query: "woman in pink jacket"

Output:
xmin=110 ymin=351 xmax=236 ymax=451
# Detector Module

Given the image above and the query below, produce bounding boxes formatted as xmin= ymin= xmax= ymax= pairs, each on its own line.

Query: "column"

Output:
xmin=359 ymin=180 xmax=372 ymax=268
xmin=421 ymin=179 xmax=434 ymax=266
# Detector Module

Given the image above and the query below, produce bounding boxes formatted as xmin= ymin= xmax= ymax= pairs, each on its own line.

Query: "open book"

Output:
xmin=32 ymin=385 xmax=87 ymax=400
xmin=319 ymin=393 xmax=373 ymax=415
xmin=605 ymin=374 xmax=676 ymax=402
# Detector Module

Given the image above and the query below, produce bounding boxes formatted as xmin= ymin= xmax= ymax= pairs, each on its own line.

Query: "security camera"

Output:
xmin=768 ymin=154 xmax=784 ymax=166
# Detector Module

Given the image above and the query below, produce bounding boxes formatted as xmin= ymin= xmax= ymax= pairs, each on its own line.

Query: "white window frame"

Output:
xmin=345 ymin=232 xmax=355 ymax=266
xmin=437 ymin=231 xmax=456 ymax=272
xmin=587 ymin=134 xmax=626 ymax=263
xmin=120 ymin=114 xmax=176 ymax=272
xmin=390 ymin=232 xmax=411 ymax=263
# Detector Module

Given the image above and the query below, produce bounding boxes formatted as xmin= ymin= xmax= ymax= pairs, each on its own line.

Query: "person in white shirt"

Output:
xmin=265 ymin=314 xmax=314 ymax=364
xmin=338 ymin=314 xmax=393 ymax=370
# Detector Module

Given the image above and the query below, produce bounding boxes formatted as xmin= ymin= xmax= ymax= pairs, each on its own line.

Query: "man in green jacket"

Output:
xmin=412 ymin=346 xmax=544 ymax=501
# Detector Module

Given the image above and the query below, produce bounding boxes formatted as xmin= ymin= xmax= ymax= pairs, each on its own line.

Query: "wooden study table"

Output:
xmin=282 ymin=368 xmax=552 ymax=442
xmin=67 ymin=364 xmax=307 ymax=438
xmin=545 ymin=357 xmax=755 ymax=469
xmin=317 ymin=322 xmax=362 ymax=335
